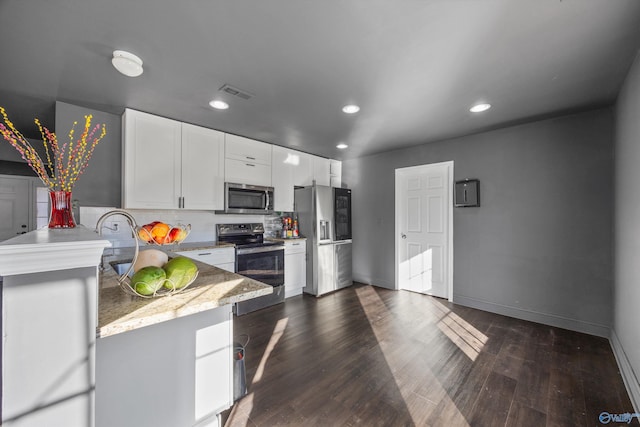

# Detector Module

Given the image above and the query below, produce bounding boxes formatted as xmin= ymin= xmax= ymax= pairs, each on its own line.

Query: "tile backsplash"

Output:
xmin=81 ymin=207 xmax=271 ymax=248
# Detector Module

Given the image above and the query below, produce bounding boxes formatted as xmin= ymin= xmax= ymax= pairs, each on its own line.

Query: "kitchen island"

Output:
xmin=0 ymin=227 xmax=272 ymax=427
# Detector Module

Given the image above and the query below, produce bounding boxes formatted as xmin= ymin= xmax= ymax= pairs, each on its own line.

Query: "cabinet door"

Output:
xmin=123 ymin=109 xmax=182 ymax=209
xmin=225 ymin=158 xmax=272 ymax=187
xmin=313 ymin=156 xmax=331 ymax=186
xmin=293 ymin=151 xmax=313 ymax=187
xmin=181 ymin=124 xmax=225 ymax=210
xmin=285 ymin=251 xmax=306 ymax=298
xmin=225 ymin=134 xmax=272 ymax=165
xmin=330 ymin=159 xmax=342 ymax=188
xmin=271 ymin=145 xmax=295 ymax=212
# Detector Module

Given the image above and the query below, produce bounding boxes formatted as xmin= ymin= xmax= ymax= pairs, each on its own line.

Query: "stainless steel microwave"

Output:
xmin=218 ymin=183 xmax=274 ymax=214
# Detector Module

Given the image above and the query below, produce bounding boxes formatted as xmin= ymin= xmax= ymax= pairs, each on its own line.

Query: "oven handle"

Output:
xmin=237 ymin=245 xmax=285 ymax=255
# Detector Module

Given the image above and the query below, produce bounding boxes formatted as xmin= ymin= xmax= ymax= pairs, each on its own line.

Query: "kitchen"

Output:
xmin=2 ymin=1 xmax=640 ymax=426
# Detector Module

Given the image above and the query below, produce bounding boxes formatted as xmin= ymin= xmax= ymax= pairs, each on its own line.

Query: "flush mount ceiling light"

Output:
xmin=336 ymin=143 xmax=348 ymax=149
xmin=470 ymin=103 xmax=491 ymax=113
xmin=112 ymin=50 xmax=144 ymax=77
xmin=209 ymin=100 xmax=229 ymax=110
xmin=342 ymin=104 xmax=360 ymax=114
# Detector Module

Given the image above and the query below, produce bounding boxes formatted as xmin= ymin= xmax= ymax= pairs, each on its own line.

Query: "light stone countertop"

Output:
xmin=98 ymin=247 xmax=271 ymax=338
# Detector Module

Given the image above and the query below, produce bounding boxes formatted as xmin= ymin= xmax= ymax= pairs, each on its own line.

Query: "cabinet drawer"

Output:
xmin=284 ymin=240 xmax=306 ymax=255
xmin=175 ymin=248 xmax=235 ymax=266
xmin=225 ymin=158 xmax=272 ymax=187
xmin=225 ymin=134 xmax=272 ymax=165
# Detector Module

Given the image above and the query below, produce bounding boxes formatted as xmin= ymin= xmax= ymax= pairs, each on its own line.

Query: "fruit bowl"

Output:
xmin=114 ymin=256 xmax=199 ymax=299
xmin=136 ymin=222 xmax=191 ymax=245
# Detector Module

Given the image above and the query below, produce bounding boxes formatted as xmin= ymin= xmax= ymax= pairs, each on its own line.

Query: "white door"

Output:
xmin=0 ymin=176 xmax=31 ymax=241
xmin=396 ymin=161 xmax=453 ymax=300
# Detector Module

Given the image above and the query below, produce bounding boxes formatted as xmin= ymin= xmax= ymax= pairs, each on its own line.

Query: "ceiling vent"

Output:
xmin=219 ymin=84 xmax=253 ymax=100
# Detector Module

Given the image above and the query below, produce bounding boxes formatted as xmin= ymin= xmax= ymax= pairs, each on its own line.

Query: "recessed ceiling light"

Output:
xmin=336 ymin=143 xmax=348 ymax=149
xmin=342 ymin=105 xmax=360 ymax=114
xmin=209 ymin=100 xmax=229 ymax=110
xmin=470 ymin=103 xmax=491 ymax=113
xmin=112 ymin=50 xmax=143 ymax=77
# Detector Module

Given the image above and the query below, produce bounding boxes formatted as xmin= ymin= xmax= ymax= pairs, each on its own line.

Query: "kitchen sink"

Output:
xmin=109 ymin=261 xmax=133 ymax=276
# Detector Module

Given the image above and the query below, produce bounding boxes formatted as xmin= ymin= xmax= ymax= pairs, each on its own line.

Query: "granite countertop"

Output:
xmin=98 ymin=249 xmax=271 ymax=338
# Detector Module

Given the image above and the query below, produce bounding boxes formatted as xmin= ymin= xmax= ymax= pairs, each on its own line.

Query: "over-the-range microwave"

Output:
xmin=216 ymin=182 xmax=274 ymax=214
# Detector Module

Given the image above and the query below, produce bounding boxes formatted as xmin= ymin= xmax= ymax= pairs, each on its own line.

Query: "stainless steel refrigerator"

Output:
xmin=295 ymin=185 xmax=353 ymax=296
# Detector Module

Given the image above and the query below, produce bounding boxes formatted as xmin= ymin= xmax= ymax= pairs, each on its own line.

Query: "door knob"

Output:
xmin=401 ymin=233 xmax=407 ymax=239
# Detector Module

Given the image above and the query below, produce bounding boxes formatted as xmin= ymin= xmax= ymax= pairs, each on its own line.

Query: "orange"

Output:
xmin=151 ymin=223 xmax=170 ymax=241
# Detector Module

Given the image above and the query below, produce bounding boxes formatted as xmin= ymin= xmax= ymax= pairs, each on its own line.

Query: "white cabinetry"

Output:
xmin=272 ymin=145 xmax=296 ymax=212
xmin=284 ymin=239 xmax=306 ymax=298
xmin=225 ymin=134 xmax=272 ymax=187
xmin=330 ymin=159 xmax=342 ymax=188
xmin=181 ymin=123 xmax=225 ymax=210
xmin=313 ymin=156 xmax=331 ymax=187
xmin=293 ymin=151 xmax=314 ymax=187
xmin=123 ymin=109 xmax=181 ymax=209
xmin=175 ymin=247 xmax=235 ymax=273
xmin=122 ymin=109 xmax=225 ymax=210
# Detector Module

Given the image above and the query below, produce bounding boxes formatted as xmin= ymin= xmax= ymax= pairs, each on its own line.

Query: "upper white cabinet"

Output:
xmin=330 ymin=159 xmax=342 ymax=188
xmin=293 ymin=151 xmax=314 ymax=187
xmin=122 ymin=109 xmax=225 ymax=210
xmin=225 ymin=134 xmax=272 ymax=186
xmin=313 ymin=156 xmax=331 ymax=187
xmin=181 ymin=123 xmax=225 ymax=210
xmin=271 ymin=145 xmax=295 ymax=212
xmin=123 ymin=109 xmax=182 ymax=209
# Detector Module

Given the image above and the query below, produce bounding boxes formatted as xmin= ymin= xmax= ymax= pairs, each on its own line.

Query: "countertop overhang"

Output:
xmin=98 ymin=246 xmax=272 ymax=338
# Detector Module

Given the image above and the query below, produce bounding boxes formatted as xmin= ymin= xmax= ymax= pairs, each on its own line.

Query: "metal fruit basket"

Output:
xmin=118 ymin=221 xmax=195 ymax=298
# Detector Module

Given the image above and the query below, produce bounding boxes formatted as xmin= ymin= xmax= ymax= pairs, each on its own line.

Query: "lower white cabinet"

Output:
xmin=96 ymin=304 xmax=233 ymax=427
xmin=175 ymin=247 xmax=235 ymax=273
xmin=284 ymin=240 xmax=306 ymax=298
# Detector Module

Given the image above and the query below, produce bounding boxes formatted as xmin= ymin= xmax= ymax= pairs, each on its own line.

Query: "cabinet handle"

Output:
xmin=246 ymin=156 xmax=256 ymax=160
xmin=198 ymin=252 xmax=212 ymax=256
xmin=246 ymin=163 xmax=255 ymax=167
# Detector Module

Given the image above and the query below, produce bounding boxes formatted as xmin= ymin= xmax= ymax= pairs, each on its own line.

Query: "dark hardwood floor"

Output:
xmin=223 ymin=283 xmax=637 ymax=427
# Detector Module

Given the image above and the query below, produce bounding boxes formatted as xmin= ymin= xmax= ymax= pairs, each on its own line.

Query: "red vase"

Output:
xmin=48 ymin=191 xmax=76 ymax=228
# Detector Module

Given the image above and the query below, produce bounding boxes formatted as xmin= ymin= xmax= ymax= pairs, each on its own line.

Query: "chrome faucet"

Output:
xmin=96 ymin=209 xmax=139 ymax=236
xmin=95 ymin=209 xmax=139 ymax=275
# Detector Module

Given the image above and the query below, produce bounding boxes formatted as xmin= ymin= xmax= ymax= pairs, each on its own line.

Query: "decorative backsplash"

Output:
xmin=82 ymin=207 xmax=270 ymax=248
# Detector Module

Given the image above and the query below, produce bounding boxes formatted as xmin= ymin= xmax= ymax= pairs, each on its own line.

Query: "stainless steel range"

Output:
xmin=217 ymin=223 xmax=285 ymax=315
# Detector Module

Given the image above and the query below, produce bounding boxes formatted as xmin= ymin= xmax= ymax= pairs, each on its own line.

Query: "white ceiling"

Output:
xmin=1 ymin=1 xmax=639 ymax=160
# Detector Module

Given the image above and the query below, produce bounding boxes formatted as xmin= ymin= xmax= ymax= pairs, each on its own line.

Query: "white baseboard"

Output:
xmin=610 ymin=330 xmax=640 ymax=413
xmin=352 ymin=274 xmax=394 ymax=289
xmin=453 ymin=294 xmax=610 ymax=338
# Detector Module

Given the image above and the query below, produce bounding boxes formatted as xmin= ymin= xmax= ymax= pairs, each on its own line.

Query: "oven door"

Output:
xmin=236 ymin=246 xmax=284 ymax=286
xmin=235 ymin=246 xmax=285 ymax=315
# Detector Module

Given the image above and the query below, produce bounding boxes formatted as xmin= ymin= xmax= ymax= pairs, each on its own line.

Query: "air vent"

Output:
xmin=219 ymin=84 xmax=253 ymax=100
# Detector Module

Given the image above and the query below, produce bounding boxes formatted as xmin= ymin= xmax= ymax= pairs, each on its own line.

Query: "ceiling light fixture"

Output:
xmin=112 ymin=50 xmax=144 ymax=77
xmin=336 ymin=143 xmax=348 ymax=149
xmin=209 ymin=100 xmax=229 ymax=110
xmin=342 ymin=105 xmax=360 ymax=114
xmin=470 ymin=103 xmax=491 ymax=113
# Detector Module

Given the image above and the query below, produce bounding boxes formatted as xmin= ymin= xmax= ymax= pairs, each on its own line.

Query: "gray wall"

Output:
xmin=343 ymin=108 xmax=614 ymax=336
xmin=614 ymin=52 xmax=640 ymax=408
xmin=55 ymin=102 xmax=121 ymax=207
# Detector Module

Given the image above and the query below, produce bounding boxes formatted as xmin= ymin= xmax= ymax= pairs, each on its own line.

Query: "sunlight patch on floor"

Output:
xmin=433 ymin=300 xmax=488 ymax=361
xmin=251 ymin=317 xmax=288 ymax=384
xmin=355 ymin=285 xmax=470 ymax=426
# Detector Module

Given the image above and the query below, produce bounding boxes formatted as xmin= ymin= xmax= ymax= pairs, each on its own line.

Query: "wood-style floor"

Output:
xmin=223 ymin=283 xmax=637 ymax=427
